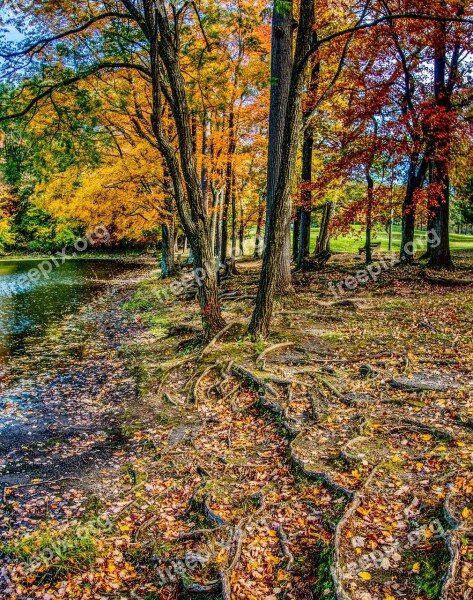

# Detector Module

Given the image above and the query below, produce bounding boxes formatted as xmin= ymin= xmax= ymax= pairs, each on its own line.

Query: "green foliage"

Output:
xmin=1 ymin=522 xmax=102 ymax=579
xmin=275 ymin=0 xmax=292 ymax=17
xmin=312 ymin=541 xmax=336 ymax=599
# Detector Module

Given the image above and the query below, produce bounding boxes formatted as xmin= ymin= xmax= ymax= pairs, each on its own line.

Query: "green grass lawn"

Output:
xmin=308 ymin=224 xmax=473 ymax=254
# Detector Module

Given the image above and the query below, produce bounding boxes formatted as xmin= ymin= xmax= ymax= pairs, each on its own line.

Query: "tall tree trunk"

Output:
xmin=254 ymin=193 xmax=264 ymax=258
xmin=316 ymin=201 xmax=335 ymax=255
xmin=400 ymin=154 xmax=429 ymax=264
xmin=292 ymin=210 xmax=300 ymax=262
xmin=201 ymin=109 xmax=210 ymax=213
xmin=161 ymin=222 xmax=175 ymax=278
xmin=427 ymin=25 xmax=454 ymax=270
xmin=238 ymin=196 xmax=245 ymax=257
xmin=298 ymin=133 xmax=313 ymax=267
xmin=220 ymin=110 xmax=236 ymax=269
xmin=424 ymin=160 xmax=435 ymax=259
xmin=160 ymin=128 xmax=177 ymax=279
xmin=400 ymin=162 xmax=418 ymax=264
xmin=151 ymin=4 xmax=225 ymax=337
xmin=387 ymin=207 xmax=394 ymax=252
xmin=249 ymin=0 xmax=314 ymax=338
xmin=160 ymin=171 xmax=176 ymax=278
xmin=215 ymin=188 xmax=223 ymax=259
xmin=230 ymin=171 xmax=238 ymax=274
xmin=265 ymin=0 xmax=294 ymax=294
xmin=210 ymin=182 xmax=220 ymax=257
xmin=365 ymin=171 xmax=374 ymax=266
xmin=298 ymin=31 xmax=318 ymax=269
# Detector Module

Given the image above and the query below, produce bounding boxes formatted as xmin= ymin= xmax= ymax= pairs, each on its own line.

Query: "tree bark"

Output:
xmin=365 ymin=171 xmax=374 ymax=266
xmin=298 ymin=32 xmax=318 ymax=269
xmin=230 ymin=170 xmax=238 ymax=274
xmin=201 ymin=109 xmax=210 ymax=213
xmin=400 ymin=154 xmax=429 ymax=264
xmin=220 ymin=109 xmax=236 ymax=269
xmin=215 ymin=187 xmax=223 ymax=258
xmin=292 ymin=209 xmax=300 ymax=262
xmin=316 ymin=201 xmax=335 ymax=255
xmin=210 ymin=182 xmax=220 ymax=257
xmin=400 ymin=163 xmax=418 ymax=264
xmin=159 ymin=127 xmax=178 ymax=278
xmin=249 ymin=0 xmax=314 ymax=338
xmin=264 ymin=0 xmax=294 ymax=294
xmin=238 ymin=196 xmax=245 ymax=257
xmin=427 ymin=24 xmax=454 ymax=270
xmin=297 ymin=133 xmax=313 ymax=268
xmin=161 ymin=222 xmax=175 ymax=278
xmin=254 ymin=193 xmax=264 ymax=258
xmin=150 ymin=1 xmax=225 ymax=337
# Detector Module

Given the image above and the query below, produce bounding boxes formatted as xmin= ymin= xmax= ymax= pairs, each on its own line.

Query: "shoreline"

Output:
xmin=0 ymin=264 xmax=152 ymax=488
xmin=0 ymin=254 xmax=159 ymax=263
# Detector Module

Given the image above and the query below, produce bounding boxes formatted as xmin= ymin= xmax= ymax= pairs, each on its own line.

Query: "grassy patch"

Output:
xmin=1 ymin=521 xmax=107 ymax=580
xmin=312 ymin=541 xmax=336 ymax=599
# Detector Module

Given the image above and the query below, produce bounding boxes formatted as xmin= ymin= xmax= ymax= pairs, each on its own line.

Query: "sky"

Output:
xmin=0 ymin=8 xmax=25 ymax=42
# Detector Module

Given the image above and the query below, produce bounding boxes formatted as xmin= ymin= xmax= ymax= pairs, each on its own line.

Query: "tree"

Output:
xmin=0 ymin=0 xmax=230 ymax=337
xmin=264 ymin=0 xmax=295 ymax=294
xmin=249 ymin=0 xmax=314 ymax=337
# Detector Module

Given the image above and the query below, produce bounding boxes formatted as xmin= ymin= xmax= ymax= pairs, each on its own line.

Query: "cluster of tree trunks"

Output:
xmin=143 ymin=0 xmax=459 ymax=341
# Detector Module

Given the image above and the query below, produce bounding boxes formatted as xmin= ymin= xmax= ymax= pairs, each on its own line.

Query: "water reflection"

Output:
xmin=0 ymin=259 xmax=138 ymax=360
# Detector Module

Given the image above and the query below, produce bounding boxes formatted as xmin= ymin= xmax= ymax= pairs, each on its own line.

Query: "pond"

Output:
xmin=0 ymin=258 xmax=141 ymax=361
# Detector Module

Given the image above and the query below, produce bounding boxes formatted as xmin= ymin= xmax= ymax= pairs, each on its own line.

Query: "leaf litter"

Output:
xmin=0 ymin=256 xmax=472 ymax=599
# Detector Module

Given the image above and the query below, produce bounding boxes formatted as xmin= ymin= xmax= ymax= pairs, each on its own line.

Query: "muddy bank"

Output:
xmin=0 ymin=265 xmax=152 ymax=514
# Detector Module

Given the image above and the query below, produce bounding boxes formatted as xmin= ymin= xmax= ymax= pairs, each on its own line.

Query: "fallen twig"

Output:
xmin=276 ymin=525 xmax=294 ymax=571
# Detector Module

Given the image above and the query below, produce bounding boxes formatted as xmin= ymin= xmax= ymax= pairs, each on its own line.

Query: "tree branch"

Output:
xmin=303 ymin=0 xmax=371 ymax=131
xmin=0 ymin=13 xmax=133 ymax=59
xmin=301 ymin=13 xmax=473 ymax=67
xmin=0 ymin=63 xmax=152 ymax=122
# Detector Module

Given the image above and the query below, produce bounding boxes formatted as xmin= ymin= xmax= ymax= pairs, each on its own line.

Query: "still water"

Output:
xmin=0 ymin=258 xmax=139 ymax=360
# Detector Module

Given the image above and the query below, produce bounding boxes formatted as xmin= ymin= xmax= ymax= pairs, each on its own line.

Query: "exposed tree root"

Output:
xmin=424 ymin=273 xmax=473 ymax=286
xmin=257 ymin=342 xmax=295 ymax=368
xmin=163 ymin=392 xmax=179 ymax=406
xmin=331 ymin=467 xmax=379 ymax=600
xmin=394 ymin=419 xmax=456 ymax=441
xmin=339 ymin=436 xmax=369 ymax=465
xmin=232 ymin=364 xmax=278 ymax=397
xmin=193 ymin=364 xmax=220 ymax=405
xmin=211 ymin=493 xmax=267 ymax=599
xmin=173 ymin=528 xmax=219 ymax=542
xmin=222 ymin=382 xmax=242 ymax=404
xmin=203 ymin=495 xmax=226 ymax=526
xmin=182 ymin=578 xmax=221 ymax=594
xmin=166 ymin=324 xmax=201 ymax=337
xmin=289 ymin=446 xmax=355 ymax=499
xmin=441 ymin=493 xmax=472 ymax=600
xmin=201 ymin=320 xmax=246 ymax=356
xmin=311 ymin=374 xmax=343 ymax=399
xmin=156 ymin=357 xmax=195 ymax=399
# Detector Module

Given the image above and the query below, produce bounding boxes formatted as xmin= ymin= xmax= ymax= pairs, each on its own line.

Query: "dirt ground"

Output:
xmin=1 ymin=254 xmax=472 ymax=600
